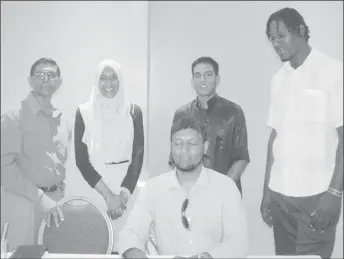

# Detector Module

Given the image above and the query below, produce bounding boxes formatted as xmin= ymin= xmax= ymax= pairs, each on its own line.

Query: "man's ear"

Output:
xmin=191 ymin=77 xmax=196 ymax=90
xmin=204 ymin=140 xmax=209 ymax=155
xmin=28 ymin=76 xmax=33 ymax=87
xmin=55 ymin=77 xmax=63 ymax=86
xmin=299 ymin=24 xmax=306 ymax=38
xmin=215 ymin=74 xmax=220 ymax=87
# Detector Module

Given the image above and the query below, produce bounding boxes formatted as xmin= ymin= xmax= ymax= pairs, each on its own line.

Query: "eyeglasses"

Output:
xmin=33 ymin=72 xmax=59 ymax=81
xmin=181 ymin=198 xmax=190 ymax=231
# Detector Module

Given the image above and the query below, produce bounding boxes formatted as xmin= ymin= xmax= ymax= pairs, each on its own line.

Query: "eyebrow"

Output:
xmin=193 ymin=70 xmax=214 ymax=74
xmin=174 ymin=136 xmax=198 ymax=141
xmin=100 ymin=74 xmax=117 ymax=77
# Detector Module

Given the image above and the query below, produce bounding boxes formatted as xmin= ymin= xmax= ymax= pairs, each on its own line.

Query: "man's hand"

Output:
xmin=105 ymin=192 xmax=126 ymax=220
xmin=40 ymin=194 xmax=64 ymax=228
xmin=260 ymin=190 xmax=273 ymax=227
xmin=122 ymin=248 xmax=148 ymax=259
xmin=309 ymin=192 xmax=342 ymax=231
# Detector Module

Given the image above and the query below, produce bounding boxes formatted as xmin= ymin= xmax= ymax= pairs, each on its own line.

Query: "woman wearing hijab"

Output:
xmin=74 ymin=59 xmax=144 ymax=253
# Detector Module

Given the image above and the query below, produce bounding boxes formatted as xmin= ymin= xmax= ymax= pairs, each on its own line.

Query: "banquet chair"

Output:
xmin=37 ymin=196 xmax=113 ymax=254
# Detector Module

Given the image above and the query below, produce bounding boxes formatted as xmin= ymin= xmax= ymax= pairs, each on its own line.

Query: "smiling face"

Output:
xmin=191 ymin=63 xmax=219 ymax=98
xmin=98 ymin=65 xmax=119 ymax=98
xmin=268 ymin=20 xmax=303 ymax=62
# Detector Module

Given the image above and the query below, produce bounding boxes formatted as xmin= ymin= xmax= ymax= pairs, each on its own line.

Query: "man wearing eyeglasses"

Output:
xmin=118 ymin=117 xmax=248 ymax=258
xmin=171 ymin=57 xmax=250 ymax=196
xmin=1 ymin=57 xmax=71 ymax=251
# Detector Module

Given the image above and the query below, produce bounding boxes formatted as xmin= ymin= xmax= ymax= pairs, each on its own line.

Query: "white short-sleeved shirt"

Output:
xmin=268 ymin=47 xmax=343 ymax=197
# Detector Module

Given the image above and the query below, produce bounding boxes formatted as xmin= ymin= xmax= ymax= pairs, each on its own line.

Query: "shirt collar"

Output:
xmin=167 ymin=165 xmax=210 ymax=190
xmin=284 ymin=46 xmax=319 ymax=72
xmin=24 ymin=91 xmax=62 ymax=118
xmin=195 ymin=93 xmax=220 ymax=112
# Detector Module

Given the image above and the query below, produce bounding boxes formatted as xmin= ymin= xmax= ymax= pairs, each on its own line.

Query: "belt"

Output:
xmin=105 ymin=160 xmax=129 ymax=165
xmin=38 ymin=182 xmax=64 ymax=193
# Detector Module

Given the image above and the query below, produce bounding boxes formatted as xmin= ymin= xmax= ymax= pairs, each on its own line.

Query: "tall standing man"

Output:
xmin=261 ymin=8 xmax=343 ymax=259
xmin=1 ymin=57 xmax=71 ymax=251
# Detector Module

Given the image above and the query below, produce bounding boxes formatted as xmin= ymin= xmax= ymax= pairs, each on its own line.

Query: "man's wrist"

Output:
xmin=327 ymin=187 xmax=343 ymax=198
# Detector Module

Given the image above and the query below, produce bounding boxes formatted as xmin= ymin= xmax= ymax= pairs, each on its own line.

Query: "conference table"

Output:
xmin=5 ymin=252 xmax=321 ymax=258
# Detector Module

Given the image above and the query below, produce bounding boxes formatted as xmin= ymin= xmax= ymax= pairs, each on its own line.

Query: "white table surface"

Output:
xmin=246 ymin=256 xmax=321 ymax=258
xmin=5 ymin=252 xmax=173 ymax=258
xmin=5 ymin=252 xmax=321 ymax=258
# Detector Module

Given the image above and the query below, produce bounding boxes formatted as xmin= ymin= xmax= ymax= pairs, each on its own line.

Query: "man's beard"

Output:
xmin=174 ymin=159 xmax=203 ymax=173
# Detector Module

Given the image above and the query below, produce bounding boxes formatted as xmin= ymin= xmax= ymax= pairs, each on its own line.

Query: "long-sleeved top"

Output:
xmin=74 ymin=104 xmax=144 ymax=194
xmin=173 ymin=94 xmax=250 ymax=193
xmin=117 ymin=166 xmax=248 ymax=258
xmin=1 ymin=91 xmax=71 ymax=203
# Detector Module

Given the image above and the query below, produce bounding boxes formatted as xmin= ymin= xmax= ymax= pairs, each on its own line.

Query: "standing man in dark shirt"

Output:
xmin=172 ymin=57 xmax=250 ymax=194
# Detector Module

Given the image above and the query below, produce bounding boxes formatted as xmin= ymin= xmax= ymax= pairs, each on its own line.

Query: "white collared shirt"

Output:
xmin=268 ymin=47 xmax=343 ymax=197
xmin=117 ymin=166 xmax=248 ymax=258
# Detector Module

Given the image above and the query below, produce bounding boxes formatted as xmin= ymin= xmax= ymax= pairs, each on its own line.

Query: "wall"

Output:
xmin=147 ymin=1 xmax=343 ymax=257
xmin=1 ymin=1 xmax=343 ymax=257
xmin=1 ymin=1 xmax=149 ymax=192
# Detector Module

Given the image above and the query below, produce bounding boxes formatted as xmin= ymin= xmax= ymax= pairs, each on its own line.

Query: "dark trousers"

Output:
xmin=269 ymin=189 xmax=341 ymax=259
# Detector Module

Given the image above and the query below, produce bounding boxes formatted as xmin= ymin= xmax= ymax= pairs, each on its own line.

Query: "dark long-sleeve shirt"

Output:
xmin=74 ymin=104 xmax=144 ymax=194
xmin=172 ymin=94 xmax=250 ymax=192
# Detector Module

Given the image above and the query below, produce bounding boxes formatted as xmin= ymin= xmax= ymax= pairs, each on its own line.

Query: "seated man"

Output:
xmin=118 ymin=117 xmax=248 ymax=258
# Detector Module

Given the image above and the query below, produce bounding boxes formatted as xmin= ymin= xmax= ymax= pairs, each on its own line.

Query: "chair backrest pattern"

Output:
xmin=38 ymin=197 xmax=113 ymax=254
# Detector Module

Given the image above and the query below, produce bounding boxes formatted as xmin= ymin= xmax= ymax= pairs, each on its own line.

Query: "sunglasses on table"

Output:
xmin=181 ymin=198 xmax=190 ymax=231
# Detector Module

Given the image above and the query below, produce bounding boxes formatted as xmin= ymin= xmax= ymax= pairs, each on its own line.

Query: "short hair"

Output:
xmin=170 ymin=117 xmax=207 ymax=143
xmin=266 ymin=7 xmax=310 ymax=41
xmin=191 ymin=57 xmax=219 ymax=76
xmin=30 ymin=57 xmax=61 ymax=77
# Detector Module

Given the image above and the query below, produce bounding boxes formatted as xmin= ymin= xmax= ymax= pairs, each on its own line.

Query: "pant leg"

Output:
xmin=1 ymin=189 xmax=36 ymax=252
xmin=269 ymin=189 xmax=341 ymax=259
xmin=269 ymin=189 xmax=299 ymax=255
xmin=293 ymin=192 xmax=340 ymax=259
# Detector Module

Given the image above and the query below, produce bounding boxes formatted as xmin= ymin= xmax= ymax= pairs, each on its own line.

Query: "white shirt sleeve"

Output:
xmin=329 ymin=63 xmax=343 ymax=128
xmin=207 ymin=182 xmax=249 ymax=258
xmin=117 ymin=184 xmax=154 ymax=255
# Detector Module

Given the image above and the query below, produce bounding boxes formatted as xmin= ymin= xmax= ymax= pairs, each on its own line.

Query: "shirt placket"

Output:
xmin=46 ymin=113 xmax=58 ymax=175
xmin=183 ymin=185 xmax=200 ymax=255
